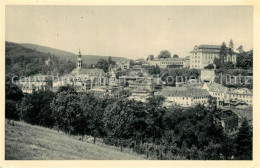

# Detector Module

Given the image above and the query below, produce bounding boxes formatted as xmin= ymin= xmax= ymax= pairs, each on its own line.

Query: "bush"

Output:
xmin=5 ymin=99 xmax=19 ymax=120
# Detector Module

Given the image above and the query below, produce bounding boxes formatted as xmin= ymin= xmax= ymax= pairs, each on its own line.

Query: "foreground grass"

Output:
xmin=5 ymin=120 xmax=145 ymax=160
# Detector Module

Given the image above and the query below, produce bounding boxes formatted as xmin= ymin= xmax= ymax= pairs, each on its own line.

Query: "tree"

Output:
xmin=145 ymin=96 xmax=166 ymax=142
xmin=147 ymin=55 xmax=154 ymax=61
xmin=95 ymin=59 xmax=109 ymax=73
xmin=173 ymin=54 xmax=179 ymax=58
xmin=204 ymin=64 xmax=215 ymax=69
xmin=234 ymin=119 xmax=252 ymax=160
xmin=148 ymin=65 xmax=161 ymax=75
xmin=223 ymin=62 xmax=235 ymax=69
xmin=213 ymin=58 xmax=221 ymax=69
xmin=228 ymin=39 xmax=234 ymax=55
xmin=19 ymin=90 xmax=55 ymax=127
xmin=51 ymin=87 xmax=83 ymax=134
xmin=220 ymin=42 xmax=227 ymax=64
xmin=236 ymin=50 xmax=253 ymax=69
xmin=158 ymin=50 xmax=171 ymax=59
xmin=5 ymin=81 xmax=24 ymax=120
xmin=6 ymin=99 xmax=20 ymax=120
xmin=237 ymin=45 xmax=244 ymax=53
xmin=103 ymin=99 xmax=132 ymax=152
xmin=5 ymin=81 xmax=23 ymax=102
xmin=80 ymin=93 xmax=105 ymax=143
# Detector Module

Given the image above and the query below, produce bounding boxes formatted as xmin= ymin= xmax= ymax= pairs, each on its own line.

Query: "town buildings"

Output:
xmin=53 ymin=50 xmax=106 ymax=92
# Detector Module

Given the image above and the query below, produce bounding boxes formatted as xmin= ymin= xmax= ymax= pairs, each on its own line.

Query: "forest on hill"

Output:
xmin=6 ymin=42 xmax=128 ymax=79
xmin=20 ymin=43 xmax=128 ymax=65
xmin=5 ymin=42 xmax=76 ymax=78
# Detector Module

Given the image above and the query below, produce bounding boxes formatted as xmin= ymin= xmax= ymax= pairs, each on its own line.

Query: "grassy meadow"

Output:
xmin=5 ymin=120 xmax=145 ymax=160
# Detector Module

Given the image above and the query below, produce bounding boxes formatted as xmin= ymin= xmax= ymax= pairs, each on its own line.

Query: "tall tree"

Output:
xmin=220 ymin=42 xmax=227 ymax=64
xmin=234 ymin=119 xmax=252 ymax=160
xmin=228 ymin=39 xmax=234 ymax=55
xmin=237 ymin=45 xmax=244 ymax=53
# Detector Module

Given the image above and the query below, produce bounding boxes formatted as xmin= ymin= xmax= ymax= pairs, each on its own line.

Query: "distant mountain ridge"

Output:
xmin=20 ymin=43 xmax=128 ymax=65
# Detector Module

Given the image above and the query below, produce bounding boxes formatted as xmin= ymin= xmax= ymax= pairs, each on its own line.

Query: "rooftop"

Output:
xmin=71 ymin=68 xmax=105 ymax=76
xmin=198 ymin=44 xmax=221 ymax=49
xmin=161 ymin=87 xmax=210 ymax=98
xmin=203 ymin=83 xmax=228 ymax=93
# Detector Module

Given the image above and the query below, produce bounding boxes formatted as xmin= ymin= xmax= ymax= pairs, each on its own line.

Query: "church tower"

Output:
xmin=76 ymin=49 xmax=82 ymax=70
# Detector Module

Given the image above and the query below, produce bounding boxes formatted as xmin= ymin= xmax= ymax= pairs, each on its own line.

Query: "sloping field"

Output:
xmin=5 ymin=121 xmax=144 ymax=160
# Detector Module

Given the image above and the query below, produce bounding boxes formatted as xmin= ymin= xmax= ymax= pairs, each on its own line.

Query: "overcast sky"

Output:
xmin=6 ymin=5 xmax=253 ymax=59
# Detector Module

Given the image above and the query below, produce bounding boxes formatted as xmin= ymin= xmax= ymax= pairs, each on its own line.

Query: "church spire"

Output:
xmin=78 ymin=49 xmax=81 ymax=58
xmin=76 ymin=48 xmax=82 ymax=70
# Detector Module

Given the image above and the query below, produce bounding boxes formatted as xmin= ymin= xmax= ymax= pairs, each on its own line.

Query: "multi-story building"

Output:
xmin=190 ymin=44 xmax=237 ymax=69
xmin=147 ymin=57 xmax=189 ymax=69
xmin=227 ymin=88 xmax=253 ymax=106
xmin=202 ymin=83 xmax=229 ymax=106
xmin=160 ymin=87 xmax=211 ymax=107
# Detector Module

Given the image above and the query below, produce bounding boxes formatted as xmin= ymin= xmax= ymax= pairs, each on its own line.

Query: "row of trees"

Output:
xmin=211 ymin=40 xmax=253 ymax=70
xmin=146 ymin=51 xmax=179 ymax=60
xmin=6 ymin=83 xmax=252 ymax=160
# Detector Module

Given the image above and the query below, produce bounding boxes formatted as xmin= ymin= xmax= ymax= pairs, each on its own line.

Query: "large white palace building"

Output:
xmin=190 ymin=45 xmax=237 ymax=69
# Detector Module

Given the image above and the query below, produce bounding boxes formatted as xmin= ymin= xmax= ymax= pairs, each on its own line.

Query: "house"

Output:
xmin=228 ymin=88 xmax=253 ymax=106
xmin=160 ymin=87 xmax=210 ymax=107
xmin=202 ymin=83 xmax=229 ymax=106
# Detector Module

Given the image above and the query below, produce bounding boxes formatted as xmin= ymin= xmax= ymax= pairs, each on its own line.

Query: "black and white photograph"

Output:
xmin=2 ymin=3 xmax=257 ymax=163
